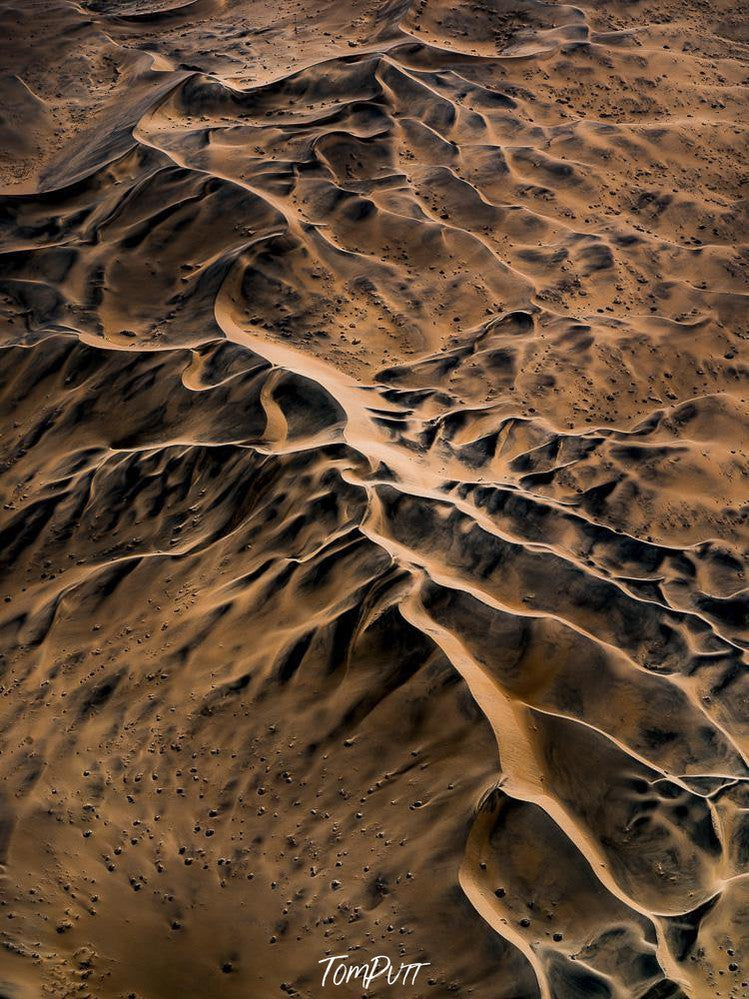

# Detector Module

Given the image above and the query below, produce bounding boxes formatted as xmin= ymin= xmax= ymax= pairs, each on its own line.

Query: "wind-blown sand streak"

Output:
xmin=0 ymin=0 xmax=747 ymax=996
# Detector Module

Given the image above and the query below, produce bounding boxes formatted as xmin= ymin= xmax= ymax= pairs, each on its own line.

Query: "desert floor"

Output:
xmin=0 ymin=0 xmax=747 ymax=996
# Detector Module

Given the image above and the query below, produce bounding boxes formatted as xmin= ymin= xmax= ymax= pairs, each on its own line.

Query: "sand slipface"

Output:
xmin=0 ymin=0 xmax=747 ymax=996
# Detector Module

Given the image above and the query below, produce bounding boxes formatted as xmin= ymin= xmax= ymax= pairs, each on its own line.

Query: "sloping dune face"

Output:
xmin=0 ymin=0 xmax=748 ymax=996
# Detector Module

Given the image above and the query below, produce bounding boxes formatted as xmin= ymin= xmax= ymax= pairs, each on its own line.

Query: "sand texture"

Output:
xmin=0 ymin=0 xmax=748 ymax=996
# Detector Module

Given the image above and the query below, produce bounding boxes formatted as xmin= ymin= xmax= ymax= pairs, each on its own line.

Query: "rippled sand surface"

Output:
xmin=0 ymin=0 xmax=748 ymax=996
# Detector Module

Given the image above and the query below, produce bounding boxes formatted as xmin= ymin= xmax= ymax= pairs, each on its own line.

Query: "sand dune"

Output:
xmin=0 ymin=0 xmax=747 ymax=996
